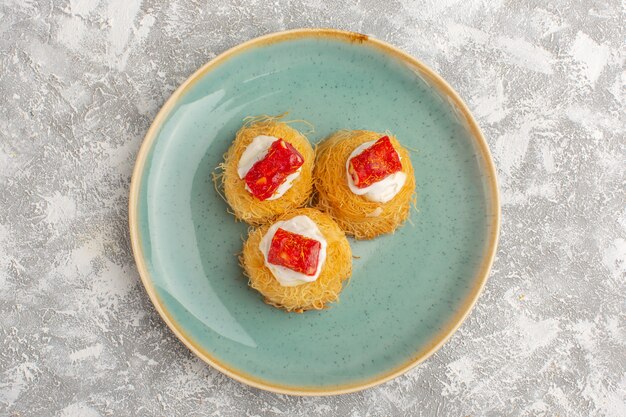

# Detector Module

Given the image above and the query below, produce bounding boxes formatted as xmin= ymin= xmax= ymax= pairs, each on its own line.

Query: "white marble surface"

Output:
xmin=1 ymin=1 xmax=624 ymax=416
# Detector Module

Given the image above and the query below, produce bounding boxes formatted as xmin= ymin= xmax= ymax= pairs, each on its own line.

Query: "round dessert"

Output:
xmin=314 ymin=130 xmax=416 ymax=239
xmin=220 ymin=116 xmax=315 ymax=225
xmin=241 ymin=208 xmax=352 ymax=313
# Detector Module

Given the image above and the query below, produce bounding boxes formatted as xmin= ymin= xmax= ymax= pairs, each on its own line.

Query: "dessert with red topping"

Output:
xmin=221 ymin=117 xmax=315 ymax=226
xmin=314 ymin=130 xmax=416 ymax=239
xmin=242 ymin=208 xmax=352 ymax=313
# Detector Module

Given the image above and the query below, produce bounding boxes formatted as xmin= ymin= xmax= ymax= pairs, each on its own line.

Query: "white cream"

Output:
xmin=237 ymin=135 xmax=301 ymax=201
xmin=259 ymin=215 xmax=327 ymax=287
xmin=346 ymin=140 xmax=407 ymax=203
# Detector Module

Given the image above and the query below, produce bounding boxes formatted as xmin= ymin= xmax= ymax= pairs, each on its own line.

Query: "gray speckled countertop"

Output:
xmin=1 ymin=1 xmax=624 ymax=416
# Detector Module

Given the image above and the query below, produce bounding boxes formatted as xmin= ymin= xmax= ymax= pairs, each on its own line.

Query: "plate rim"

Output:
xmin=128 ymin=28 xmax=501 ymax=396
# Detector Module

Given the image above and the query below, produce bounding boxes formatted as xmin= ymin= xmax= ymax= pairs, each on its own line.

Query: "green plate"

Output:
xmin=129 ymin=29 xmax=500 ymax=395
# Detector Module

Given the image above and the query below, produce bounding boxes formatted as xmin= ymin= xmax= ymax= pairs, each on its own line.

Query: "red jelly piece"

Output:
xmin=348 ymin=136 xmax=402 ymax=188
xmin=267 ymin=228 xmax=321 ymax=276
xmin=244 ymin=139 xmax=304 ymax=200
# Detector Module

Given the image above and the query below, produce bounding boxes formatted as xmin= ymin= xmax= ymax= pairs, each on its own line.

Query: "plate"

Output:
xmin=129 ymin=29 xmax=500 ymax=395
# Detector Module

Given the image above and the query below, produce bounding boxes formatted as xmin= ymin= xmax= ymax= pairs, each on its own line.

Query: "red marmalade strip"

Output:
xmin=244 ymin=139 xmax=304 ymax=200
xmin=267 ymin=228 xmax=321 ymax=276
xmin=348 ymin=136 xmax=402 ymax=188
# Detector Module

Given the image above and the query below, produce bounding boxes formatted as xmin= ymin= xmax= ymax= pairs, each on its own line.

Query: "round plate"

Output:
xmin=129 ymin=29 xmax=500 ymax=395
